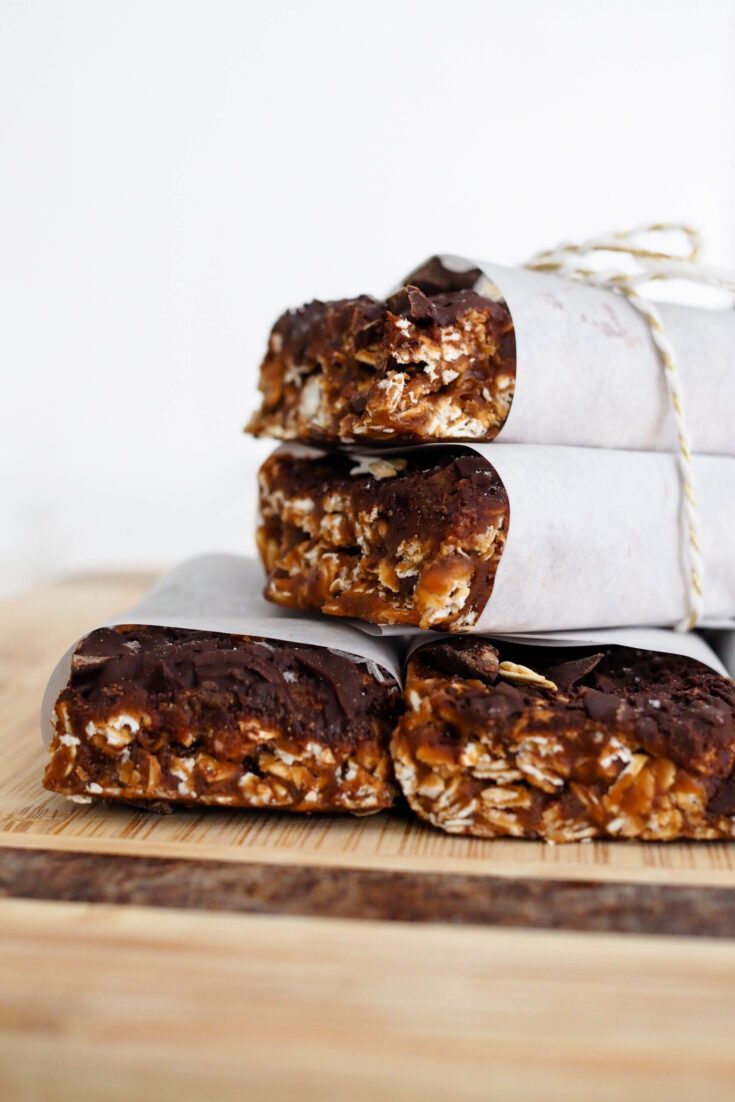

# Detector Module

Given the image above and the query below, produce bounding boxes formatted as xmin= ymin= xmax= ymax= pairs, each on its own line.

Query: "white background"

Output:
xmin=2 ymin=0 xmax=734 ymax=595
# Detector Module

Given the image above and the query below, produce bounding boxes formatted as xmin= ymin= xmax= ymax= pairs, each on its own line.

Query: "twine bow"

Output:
xmin=524 ymin=222 xmax=734 ymax=631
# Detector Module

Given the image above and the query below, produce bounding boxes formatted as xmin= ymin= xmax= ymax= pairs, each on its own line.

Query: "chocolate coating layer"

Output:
xmin=392 ymin=640 xmax=735 ymax=842
xmin=44 ymin=626 xmax=401 ymax=813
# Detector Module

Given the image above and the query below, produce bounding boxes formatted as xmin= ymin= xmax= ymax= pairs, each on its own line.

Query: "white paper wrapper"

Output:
xmin=407 ymin=626 xmax=728 ymax=678
xmin=41 ymin=554 xmax=403 ymax=747
xmin=277 ymin=442 xmax=735 ymax=635
xmin=470 ymin=443 xmax=735 ymax=633
xmin=404 ymin=255 xmax=735 ymax=456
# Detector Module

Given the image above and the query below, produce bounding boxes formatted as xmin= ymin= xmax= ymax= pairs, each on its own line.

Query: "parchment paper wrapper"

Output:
xmin=407 ymin=626 xmax=728 ymax=678
xmin=41 ymin=554 xmax=403 ymax=747
xmin=291 ymin=442 xmax=735 ymax=635
xmin=471 ymin=443 xmax=735 ymax=633
xmin=404 ymin=255 xmax=735 ymax=456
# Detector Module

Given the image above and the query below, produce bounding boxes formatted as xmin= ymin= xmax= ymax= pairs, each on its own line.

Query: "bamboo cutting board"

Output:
xmin=3 ymin=573 xmax=735 ymax=1101
xmin=3 ymin=572 xmax=735 ymax=922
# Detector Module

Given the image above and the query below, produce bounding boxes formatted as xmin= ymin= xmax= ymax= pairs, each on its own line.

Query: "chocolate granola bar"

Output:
xmin=44 ymin=625 xmax=401 ymax=813
xmin=246 ymin=268 xmax=515 ymax=445
xmin=391 ymin=638 xmax=735 ymax=842
xmin=258 ymin=448 xmax=509 ymax=631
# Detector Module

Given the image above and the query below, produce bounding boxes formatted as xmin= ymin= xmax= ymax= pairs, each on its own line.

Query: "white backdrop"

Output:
xmin=2 ymin=0 xmax=734 ymax=595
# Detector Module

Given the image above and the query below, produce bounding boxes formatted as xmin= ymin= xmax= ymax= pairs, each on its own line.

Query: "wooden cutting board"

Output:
xmin=2 ymin=572 xmax=735 ymax=1101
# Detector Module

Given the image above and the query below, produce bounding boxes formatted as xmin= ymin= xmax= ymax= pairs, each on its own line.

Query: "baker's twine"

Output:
xmin=525 ymin=222 xmax=735 ymax=631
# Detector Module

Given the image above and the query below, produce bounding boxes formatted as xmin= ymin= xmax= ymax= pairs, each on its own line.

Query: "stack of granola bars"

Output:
xmin=43 ymin=252 xmax=735 ymax=841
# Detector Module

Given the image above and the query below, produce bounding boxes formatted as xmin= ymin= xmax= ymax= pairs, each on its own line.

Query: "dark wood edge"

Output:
xmin=1 ymin=846 xmax=735 ymax=937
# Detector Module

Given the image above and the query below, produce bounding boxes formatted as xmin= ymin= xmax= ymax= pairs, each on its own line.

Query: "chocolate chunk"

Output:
xmin=384 ymin=285 xmax=499 ymax=329
xmin=294 ymin=650 xmax=364 ymax=720
xmin=499 ymin=332 xmax=516 ymax=360
xmin=708 ymin=779 xmax=735 ymax=816
xmin=385 ymin=285 xmax=436 ymax=323
xmin=582 ymin=688 xmax=620 ymax=723
xmin=352 ymin=318 xmax=384 ymax=351
xmin=71 ymin=627 xmax=137 ymax=675
xmin=404 ymin=257 xmax=484 ymax=294
xmin=71 ymin=651 xmax=117 ymax=674
xmin=484 ymin=681 xmax=526 ymax=719
xmin=421 ymin=639 xmax=500 ymax=685
xmin=635 ymin=716 xmax=659 ymax=743
xmin=546 ymin=653 xmax=604 ymax=691
xmin=452 ymin=454 xmax=496 ymax=481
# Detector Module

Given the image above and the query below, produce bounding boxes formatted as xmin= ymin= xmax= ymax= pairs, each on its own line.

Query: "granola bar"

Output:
xmin=258 ymin=448 xmax=509 ymax=631
xmin=43 ymin=625 xmax=401 ymax=813
xmin=391 ymin=638 xmax=735 ymax=842
xmin=246 ymin=267 xmax=515 ymax=445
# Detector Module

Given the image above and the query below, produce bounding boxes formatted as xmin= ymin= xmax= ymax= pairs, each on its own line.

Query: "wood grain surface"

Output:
xmin=2 ymin=573 xmax=735 ymax=1100
xmin=3 ymin=898 xmax=735 ymax=1102
xmin=3 ymin=846 xmax=735 ymax=937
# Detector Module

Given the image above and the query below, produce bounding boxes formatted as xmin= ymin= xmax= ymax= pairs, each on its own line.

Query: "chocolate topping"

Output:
xmin=413 ymin=641 xmax=735 ymax=779
xmin=384 ymin=285 xmax=502 ymax=329
xmin=247 ymin=266 xmax=516 ymax=447
xmin=65 ymin=625 xmax=398 ymax=746
xmin=266 ymin=284 xmax=509 ymax=377
xmin=403 ymin=256 xmax=485 ymax=295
